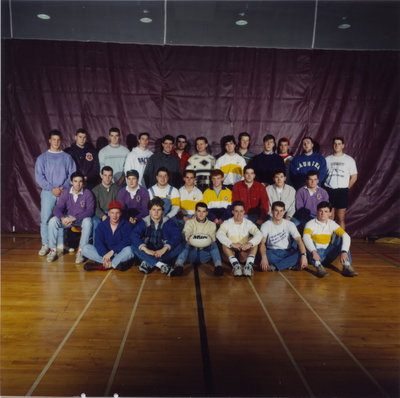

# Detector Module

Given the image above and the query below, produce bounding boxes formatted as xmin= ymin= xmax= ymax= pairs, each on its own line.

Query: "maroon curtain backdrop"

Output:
xmin=2 ymin=39 xmax=399 ymax=237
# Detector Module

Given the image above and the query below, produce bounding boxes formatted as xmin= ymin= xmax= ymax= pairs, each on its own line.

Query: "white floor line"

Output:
xmin=26 ymin=272 xmax=113 ymax=396
xmin=247 ymin=279 xmax=315 ymax=398
xmin=104 ymin=274 xmax=147 ymax=396
xmin=279 ymin=272 xmax=389 ymax=398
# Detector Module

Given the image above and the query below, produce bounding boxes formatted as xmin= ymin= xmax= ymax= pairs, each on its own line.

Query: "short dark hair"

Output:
xmin=109 ymin=127 xmax=120 ymax=135
xmin=195 ymin=202 xmax=208 ymax=211
xmin=162 ymin=135 xmax=175 ymax=144
xmin=263 ymin=134 xmax=276 ymax=143
xmin=317 ymin=201 xmax=332 ymax=211
xmin=70 ymin=171 xmax=84 ymax=181
xmin=138 ymin=132 xmax=150 ymax=139
xmin=222 ymin=135 xmax=236 ymax=147
xmin=243 ymin=165 xmax=255 ymax=174
xmin=238 ymin=132 xmax=251 ymax=148
xmin=306 ymin=170 xmax=319 ymax=179
xmin=272 ymin=201 xmax=286 ymax=211
xmin=210 ymin=169 xmax=224 ymax=178
xmin=195 ymin=136 xmax=208 ymax=145
xmin=183 ymin=169 xmax=195 ymax=177
xmin=176 ymin=134 xmax=187 ymax=142
xmin=273 ymin=169 xmax=286 ymax=178
xmin=332 ymin=136 xmax=345 ymax=144
xmin=75 ymin=128 xmax=87 ymax=136
xmin=148 ymin=196 xmax=165 ymax=211
xmin=101 ymin=166 xmax=113 ymax=174
xmin=231 ymin=200 xmax=245 ymax=210
xmin=48 ymin=129 xmax=61 ymax=139
xmin=302 ymin=136 xmax=313 ymax=145
xmin=157 ymin=167 xmax=169 ymax=176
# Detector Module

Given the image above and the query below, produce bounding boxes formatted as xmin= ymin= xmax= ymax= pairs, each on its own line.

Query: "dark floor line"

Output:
xmin=353 ymin=243 xmax=400 ymax=269
xmin=1 ymin=237 xmax=36 ymax=255
xmin=193 ymin=265 xmax=214 ymax=396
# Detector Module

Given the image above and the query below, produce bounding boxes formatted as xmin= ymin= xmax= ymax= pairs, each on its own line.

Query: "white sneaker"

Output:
xmin=243 ymin=264 xmax=253 ymax=277
xmin=68 ymin=247 xmax=75 ymax=253
xmin=233 ymin=264 xmax=243 ymax=277
xmin=38 ymin=245 xmax=49 ymax=256
xmin=57 ymin=243 xmax=64 ymax=252
xmin=46 ymin=249 xmax=57 ymax=263
xmin=75 ymin=250 xmax=84 ymax=264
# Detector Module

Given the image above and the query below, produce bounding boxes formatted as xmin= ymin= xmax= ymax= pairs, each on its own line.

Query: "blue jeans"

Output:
xmin=175 ymin=242 xmax=222 ymax=267
xmin=267 ymin=248 xmax=300 ymax=271
xmin=40 ymin=190 xmax=63 ymax=245
xmin=48 ymin=216 xmax=92 ymax=250
xmin=307 ymin=237 xmax=352 ymax=266
xmin=81 ymin=244 xmax=134 ymax=269
xmin=92 ymin=215 xmax=104 ymax=244
xmin=132 ymin=243 xmax=183 ymax=268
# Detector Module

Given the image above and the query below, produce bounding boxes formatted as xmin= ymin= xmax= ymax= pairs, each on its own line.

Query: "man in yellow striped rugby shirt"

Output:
xmin=303 ymin=201 xmax=358 ymax=278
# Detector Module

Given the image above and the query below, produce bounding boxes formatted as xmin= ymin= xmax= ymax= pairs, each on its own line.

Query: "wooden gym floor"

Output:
xmin=1 ymin=234 xmax=399 ymax=398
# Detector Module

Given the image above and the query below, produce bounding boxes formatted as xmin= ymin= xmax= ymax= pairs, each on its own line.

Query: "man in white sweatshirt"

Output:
xmin=124 ymin=132 xmax=153 ymax=187
xmin=303 ymin=201 xmax=358 ymax=278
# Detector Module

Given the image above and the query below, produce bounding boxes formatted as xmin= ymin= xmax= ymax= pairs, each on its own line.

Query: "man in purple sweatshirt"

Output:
xmin=35 ymin=130 xmax=76 ymax=256
xmin=47 ymin=171 xmax=94 ymax=264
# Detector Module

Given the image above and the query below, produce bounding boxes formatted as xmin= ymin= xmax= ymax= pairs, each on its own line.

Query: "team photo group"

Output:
xmin=35 ymin=128 xmax=358 ymax=279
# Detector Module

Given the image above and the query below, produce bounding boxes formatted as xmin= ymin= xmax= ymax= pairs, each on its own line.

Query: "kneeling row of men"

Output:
xmin=45 ymin=172 xmax=358 ymax=278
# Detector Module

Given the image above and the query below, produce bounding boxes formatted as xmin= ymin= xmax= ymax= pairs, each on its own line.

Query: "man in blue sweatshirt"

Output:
xmin=82 ymin=200 xmax=134 ymax=271
xmin=35 ymin=130 xmax=76 ymax=257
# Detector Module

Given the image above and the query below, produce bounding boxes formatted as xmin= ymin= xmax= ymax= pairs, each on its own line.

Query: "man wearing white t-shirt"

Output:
xmin=124 ymin=132 xmax=153 ymax=187
xmin=324 ymin=137 xmax=358 ymax=229
xmin=259 ymin=201 xmax=308 ymax=272
xmin=148 ymin=167 xmax=180 ymax=220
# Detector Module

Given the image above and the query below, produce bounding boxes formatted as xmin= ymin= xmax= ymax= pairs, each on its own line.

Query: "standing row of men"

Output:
xmin=35 ymin=128 xmax=358 ymax=278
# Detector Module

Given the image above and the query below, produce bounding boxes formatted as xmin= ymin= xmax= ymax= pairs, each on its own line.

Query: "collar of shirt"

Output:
xmin=69 ymin=187 xmax=83 ymax=202
xmin=126 ymin=186 xmax=139 ymax=199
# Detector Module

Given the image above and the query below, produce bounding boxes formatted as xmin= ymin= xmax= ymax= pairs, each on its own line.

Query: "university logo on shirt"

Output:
xmin=86 ymin=153 xmax=93 ymax=161
xmin=80 ymin=200 xmax=86 ymax=207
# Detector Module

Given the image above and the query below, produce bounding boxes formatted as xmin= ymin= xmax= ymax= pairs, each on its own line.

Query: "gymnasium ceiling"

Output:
xmin=2 ymin=0 xmax=400 ymax=50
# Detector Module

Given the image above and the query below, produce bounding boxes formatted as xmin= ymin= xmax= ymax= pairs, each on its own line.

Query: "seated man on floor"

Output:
xmin=47 ymin=171 xmax=94 ymax=264
xmin=117 ymin=169 xmax=149 ymax=226
xmin=174 ymin=202 xmax=223 ymax=276
xmin=130 ymin=197 xmax=183 ymax=276
xmin=216 ymin=200 xmax=262 ymax=277
xmin=259 ymin=201 xmax=308 ymax=272
xmin=303 ymin=201 xmax=358 ymax=278
xmin=82 ymin=200 xmax=134 ymax=271
xmin=203 ymin=169 xmax=232 ymax=226
xmin=148 ymin=167 xmax=180 ymax=221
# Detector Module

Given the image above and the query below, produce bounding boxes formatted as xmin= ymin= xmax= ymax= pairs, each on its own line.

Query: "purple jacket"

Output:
xmin=54 ymin=188 xmax=95 ymax=220
xmin=117 ymin=187 xmax=149 ymax=221
xmin=295 ymin=186 xmax=329 ymax=221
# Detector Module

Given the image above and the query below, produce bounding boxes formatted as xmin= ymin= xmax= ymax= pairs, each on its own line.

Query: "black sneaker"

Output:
xmin=214 ymin=266 xmax=224 ymax=276
xmin=316 ymin=265 xmax=329 ymax=278
xmin=115 ymin=261 xmax=132 ymax=271
xmin=139 ymin=261 xmax=151 ymax=274
xmin=84 ymin=262 xmax=107 ymax=271
xmin=170 ymin=266 xmax=183 ymax=276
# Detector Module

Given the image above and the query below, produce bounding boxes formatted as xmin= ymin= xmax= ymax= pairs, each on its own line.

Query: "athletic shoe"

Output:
xmin=139 ymin=261 xmax=151 ymax=274
xmin=160 ymin=263 xmax=173 ymax=276
xmin=267 ymin=264 xmax=277 ymax=272
xmin=233 ymin=264 xmax=243 ymax=277
xmin=316 ymin=265 xmax=329 ymax=278
xmin=75 ymin=250 xmax=84 ymax=264
xmin=46 ymin=249 xmax=57 ymax=263
xmin=38 ymin=245 xmax=49 ymax=256
xmin=170 ymin=266 xmax=183 ymax=276
xmin=115 ymin=261 xmax=132 ymax=272
xmin=84 ymin=262 xmax=106 ymax=271
xmin=214 ymin=266 xmax=224 ymax=276
xmin=342 ymin=264 xmax=358 ymax=277
xmin=68 ymin=247 xmax=75 ymax=253
xmin=57 ymin=243 xmax=64 ymax=252
xmin=243 ymin=264 xmax=253 ymax=277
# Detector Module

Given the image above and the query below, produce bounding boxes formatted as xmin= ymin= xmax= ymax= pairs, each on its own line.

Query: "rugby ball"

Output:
xmin=189 ymin=234 xmax=212 ymax=248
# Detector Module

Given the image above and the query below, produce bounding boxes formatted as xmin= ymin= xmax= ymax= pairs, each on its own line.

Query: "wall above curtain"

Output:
xmin=2 ymin=39 xmax=400 ymax=237
xmin=2 ymin=1 xmax=400 ymax=50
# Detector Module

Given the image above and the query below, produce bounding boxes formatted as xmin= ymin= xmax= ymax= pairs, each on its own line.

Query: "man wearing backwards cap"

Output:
xmin=81 ymin=200 xmax=134 ymax=271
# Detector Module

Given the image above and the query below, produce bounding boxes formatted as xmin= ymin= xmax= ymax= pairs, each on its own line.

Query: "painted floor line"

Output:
xmin=104 ymin=274 xmax=147 ymax=396
xmin=26 ymin=271 xmax=112 ymax=396
xmin=279 ymin=272 xmax=389 ymax=398
xmin=353 ymin=243 xmax=400 ymax=269
xmin=1 ymin=237 xmax=35 ymax=255
xmin=247 ymin=279 xmax=315 ymax=398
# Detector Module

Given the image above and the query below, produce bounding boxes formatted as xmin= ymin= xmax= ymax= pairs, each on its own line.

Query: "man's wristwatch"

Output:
xmin=301 ymin=253 xmax=307 ymax=256
xmin=341 ymin=250 xmax=347 ymax=253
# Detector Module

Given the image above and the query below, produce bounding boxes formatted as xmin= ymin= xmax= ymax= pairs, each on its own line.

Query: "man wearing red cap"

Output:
xmin=81 ymin=200 xmax=134 ymax=271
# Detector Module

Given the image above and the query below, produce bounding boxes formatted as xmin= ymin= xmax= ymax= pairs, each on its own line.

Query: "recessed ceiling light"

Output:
xmin=235 ymin=19 xmax=248 ymax=26
xmin=338 ymin=23 xmax=351 ymax=29
xmin=140 ymin=17 xmax=152 ymax=23
xmin=37 ymin=13 xmax=51 ymax=20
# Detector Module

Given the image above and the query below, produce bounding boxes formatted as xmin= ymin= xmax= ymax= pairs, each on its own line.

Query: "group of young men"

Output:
xmin=35 ymin=128 xmax=358 ymax=278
